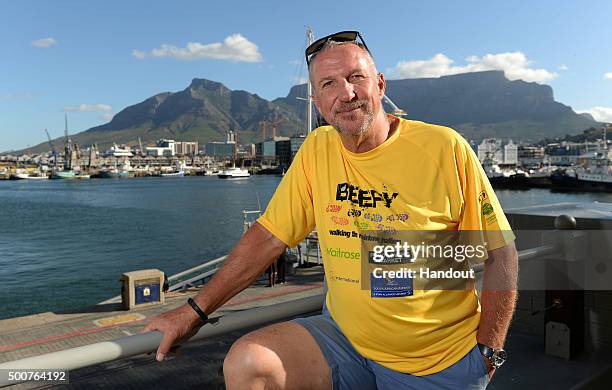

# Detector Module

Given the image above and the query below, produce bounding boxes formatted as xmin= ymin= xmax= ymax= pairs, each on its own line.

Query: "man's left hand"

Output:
xmin=482 ymin=356 xmax=495 ymax=380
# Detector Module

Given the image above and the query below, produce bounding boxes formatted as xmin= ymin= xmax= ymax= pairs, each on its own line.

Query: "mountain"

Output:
xmin=16 ymin=71 xmax=600 ymax=155
xmin=275 ymin=71 xmax=599 ymax=142
xmin=19 ymin=78 xmax=304 ymax=154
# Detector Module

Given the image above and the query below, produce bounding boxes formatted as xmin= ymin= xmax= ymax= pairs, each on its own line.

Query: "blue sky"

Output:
xmin=1 ymin=0 xmax=611 ymax=152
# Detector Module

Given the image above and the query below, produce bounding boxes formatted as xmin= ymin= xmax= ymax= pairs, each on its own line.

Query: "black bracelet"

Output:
xmin=187 ymin=298 xmax=209 ymax=324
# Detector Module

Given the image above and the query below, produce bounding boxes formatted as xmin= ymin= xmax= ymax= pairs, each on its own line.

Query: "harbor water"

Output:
xmin=1 ymin=176 xmax=611 ymax=320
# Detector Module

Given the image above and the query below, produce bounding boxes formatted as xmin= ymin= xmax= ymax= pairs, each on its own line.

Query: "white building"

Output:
xmin=504 ymin=140 xmax=518 ymax=164
xmin=146 ymin=139 xmax=175 ymax=157
xmin=477 ymin=138 xmax=518 ymax=165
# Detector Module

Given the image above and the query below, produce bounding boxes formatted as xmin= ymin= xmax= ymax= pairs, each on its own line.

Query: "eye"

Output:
xmin=350 ymin=74 xmax=365 ymax=81
xmin=321 ymin=81 xmax=332 ymax=89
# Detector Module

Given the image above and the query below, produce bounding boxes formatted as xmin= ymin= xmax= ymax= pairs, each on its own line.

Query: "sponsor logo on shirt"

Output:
xmin=335 ymin=182 xmax=398 ymax=208
xmin=326 ymin=247 xmax=361 ymax=260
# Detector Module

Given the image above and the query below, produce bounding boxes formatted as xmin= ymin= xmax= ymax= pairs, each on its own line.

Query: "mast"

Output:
xmin=306 ymin=27 xmax=314 ymax=133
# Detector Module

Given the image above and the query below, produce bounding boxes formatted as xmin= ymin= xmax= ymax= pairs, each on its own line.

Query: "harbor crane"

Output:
xmin=259 ymin=121 xmax=268 ymax=141
xmin=138 ymin=137 xmax=144 ymax=156
xmin=44 ymin=128 xmax=58 ymax=167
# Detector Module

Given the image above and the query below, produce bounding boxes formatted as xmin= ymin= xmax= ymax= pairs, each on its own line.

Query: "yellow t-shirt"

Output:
xmin=257 ymin=117 xmax=514 ymax=375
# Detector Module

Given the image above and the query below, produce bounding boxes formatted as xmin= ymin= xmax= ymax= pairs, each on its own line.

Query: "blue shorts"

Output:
xmin=293 ymin=305 xmax=489 ymax=390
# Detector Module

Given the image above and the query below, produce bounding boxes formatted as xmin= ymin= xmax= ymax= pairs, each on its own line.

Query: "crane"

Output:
xmin=382 ymin=95 xmax=407 ymax=117
xmin=44 ymin=128 xmax=58 ymax=167
xmin=260 ymin=121 xmax=268 ymax=141
xmin=138 ymin=137 xmax=144 ymax=156
xmin=270 ymin=116 xmax=287 ymax=139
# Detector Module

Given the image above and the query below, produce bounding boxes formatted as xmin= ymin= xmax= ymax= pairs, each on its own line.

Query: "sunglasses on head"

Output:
xmin=305 ymin=30 xmax=371 ymax=66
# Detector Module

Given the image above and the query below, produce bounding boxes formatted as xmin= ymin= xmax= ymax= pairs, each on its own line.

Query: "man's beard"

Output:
xmin=330 ymin=100 xmax=375 ymax=137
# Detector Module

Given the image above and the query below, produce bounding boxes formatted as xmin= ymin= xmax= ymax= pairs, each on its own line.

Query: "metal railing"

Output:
xmin=0 ymin=295 xmax=324 ymax=387
xmin=98 ymin=256 xmax=228 ymax=305
xmin=2 ymin=215 xmax=581 ymax=386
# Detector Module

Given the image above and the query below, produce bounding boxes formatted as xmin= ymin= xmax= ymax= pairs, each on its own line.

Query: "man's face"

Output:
xmin=310 ymin=44 xmax=385 ymax=137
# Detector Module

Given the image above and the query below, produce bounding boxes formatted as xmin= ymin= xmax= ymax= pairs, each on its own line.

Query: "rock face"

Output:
xmin=18 ymin=71 xmax=599 ymax=154
xmin=274 ymin=71 xmax=598 ymax=141
xmin=83 ymin=78 xmax=302 ymax=146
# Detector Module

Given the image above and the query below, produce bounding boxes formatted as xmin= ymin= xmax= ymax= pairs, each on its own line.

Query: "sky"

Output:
xmin=1 ymin=0 xmax=611 ymax=152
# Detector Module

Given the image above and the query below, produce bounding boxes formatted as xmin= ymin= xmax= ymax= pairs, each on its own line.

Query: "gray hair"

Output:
xmin=307 ymin=40 xmax=376 ymax=72
xmin=308 ymin=41 xmax=378 ymax=94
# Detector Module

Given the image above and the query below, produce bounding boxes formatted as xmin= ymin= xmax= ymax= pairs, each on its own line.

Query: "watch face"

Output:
xmin=492 ymin=350 xmax=507 ymax=368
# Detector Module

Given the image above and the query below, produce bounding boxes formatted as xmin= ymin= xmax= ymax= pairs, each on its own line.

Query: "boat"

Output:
xmin=96 ymin=160 xmax=135 ymax=178
xmin=550 ymin=151 xmax=612 ymax=192
xmin=218 ymin=166 xmax=250 ymax=179
xmin=525 ymin=165 xmax=557 ymax=188
xmin=481 ymin=157 xmax=528 ymax=189
xmin=160 ymin=170 xmax=185 ymax=177
xmin=49 ymin=168 xmax=90 ymax=180
xmin=109 ymin=143 xmax=134 ymax=158
xmin=10 ymin=171 xmax=49 ymax=180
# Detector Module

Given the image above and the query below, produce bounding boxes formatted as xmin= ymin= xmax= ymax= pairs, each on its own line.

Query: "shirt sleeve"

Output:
xmin=454 ymin=137 xmax=515 ymax=251
xmin=257 ymin=140 xmax=316 ymax=247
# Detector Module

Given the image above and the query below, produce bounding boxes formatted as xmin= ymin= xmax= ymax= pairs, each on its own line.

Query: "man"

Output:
xmin=144 ymin=31 xmax=518 ymax=389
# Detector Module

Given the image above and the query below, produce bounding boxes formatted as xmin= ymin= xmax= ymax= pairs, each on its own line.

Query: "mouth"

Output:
xmin=336 ymin=105 xmax=363 ymax=115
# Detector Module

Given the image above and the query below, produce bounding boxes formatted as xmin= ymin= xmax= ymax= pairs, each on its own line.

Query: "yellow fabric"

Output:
xmin=257 ymin=117 xmax=515 ymax=375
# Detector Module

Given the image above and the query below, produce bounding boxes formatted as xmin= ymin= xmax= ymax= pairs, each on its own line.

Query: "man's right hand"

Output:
xmin=142 ymin=304 xmax=202 ymax=362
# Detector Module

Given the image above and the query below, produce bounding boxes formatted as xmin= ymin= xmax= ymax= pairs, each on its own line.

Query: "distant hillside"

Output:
xmin=19 ymin=78 xmax=305 ymax=154
xmin=17 ymin=71 xmax=599 ymax=155
xmin=275 ymin=71 xmax=599 ymax=142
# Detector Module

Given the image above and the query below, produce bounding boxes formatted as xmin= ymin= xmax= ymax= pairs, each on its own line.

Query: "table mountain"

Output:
xmin=16 ymin=71 xmax=600 ymax=154
xmin=275 ymin=70 xmax=598 ymax=142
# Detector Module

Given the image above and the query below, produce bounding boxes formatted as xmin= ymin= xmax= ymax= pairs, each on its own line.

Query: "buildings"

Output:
xmin=146 ymin=139 xmax=199 ymax=157
xmin=205 ymin=132 xmax=237 ymax=159
xmin=175 ymin=141 xmax=199 ymax=156
xmin=255 ymin=135 xmax=306 ymax=169
xmin=477 ymin=139 xmax=518 ymax=164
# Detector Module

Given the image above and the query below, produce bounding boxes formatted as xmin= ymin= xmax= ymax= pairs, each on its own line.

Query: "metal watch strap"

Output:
xmin=478 ymin=343 xmax=507 ymax=369
xmin=187 ymin=298 xmax=209 ymax=324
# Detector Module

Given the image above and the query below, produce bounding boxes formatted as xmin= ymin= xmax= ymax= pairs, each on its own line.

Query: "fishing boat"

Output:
xmin=49 ymin=168 xmax=90 ymax=180
xmin=97 ymin=160 xmax=135 ymax=178
xmin=10 ymin=171 xmax=49 ymax=180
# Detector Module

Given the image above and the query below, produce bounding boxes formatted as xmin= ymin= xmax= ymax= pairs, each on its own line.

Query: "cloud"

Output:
xmin=132 ymin=49 xmax=146 ymax=59
xmin=98 ymin=113 xmax=114 ymax=121
xmin=388 ymin=51 xmax=557 ymax=83
xmin=0 ymin=92 xmax=34 ymax=101
xmin=64 ymin=104 xmax=113 ymax=113
xmin=559 ymin=65 xmax=568 ymax=71
xmin=577 ymin=106 xmax=612 ymax=123
xmin=133 ymin=33 xmax=262 ymax=62
xmin=32 ymin=37 xmax=57 ymax=48
xmin=605 ymin=72 xmax=612 ymax=80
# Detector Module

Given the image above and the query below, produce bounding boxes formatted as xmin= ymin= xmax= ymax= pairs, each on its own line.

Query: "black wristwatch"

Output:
xmin=478 ymin=343 xmax=507 ymax=369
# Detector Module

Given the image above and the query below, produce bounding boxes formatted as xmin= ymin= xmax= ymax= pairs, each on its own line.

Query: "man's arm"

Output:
xmin=143 ymin=221 xmax=287 ymax=361
xmin=477 ymin=241 xmax=519 ymax=374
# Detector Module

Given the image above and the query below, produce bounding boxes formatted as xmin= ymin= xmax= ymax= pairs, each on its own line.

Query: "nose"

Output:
xmin=338 ymin=79 xmax=357 ymax=102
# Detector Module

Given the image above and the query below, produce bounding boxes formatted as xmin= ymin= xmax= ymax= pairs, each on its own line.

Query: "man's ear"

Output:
xmin=377 ymin=72 xmax=386 ymax=98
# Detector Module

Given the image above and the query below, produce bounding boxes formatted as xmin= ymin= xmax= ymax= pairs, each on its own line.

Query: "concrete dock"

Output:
xmin=0 ymin=266 xmax=325 ymax=389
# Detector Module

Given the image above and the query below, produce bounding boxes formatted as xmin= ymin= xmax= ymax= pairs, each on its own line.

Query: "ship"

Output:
xmin=218 ymin=166 xmax=250 ymax=179
xmin=550 ymin=151 xmax=612 ymax=192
